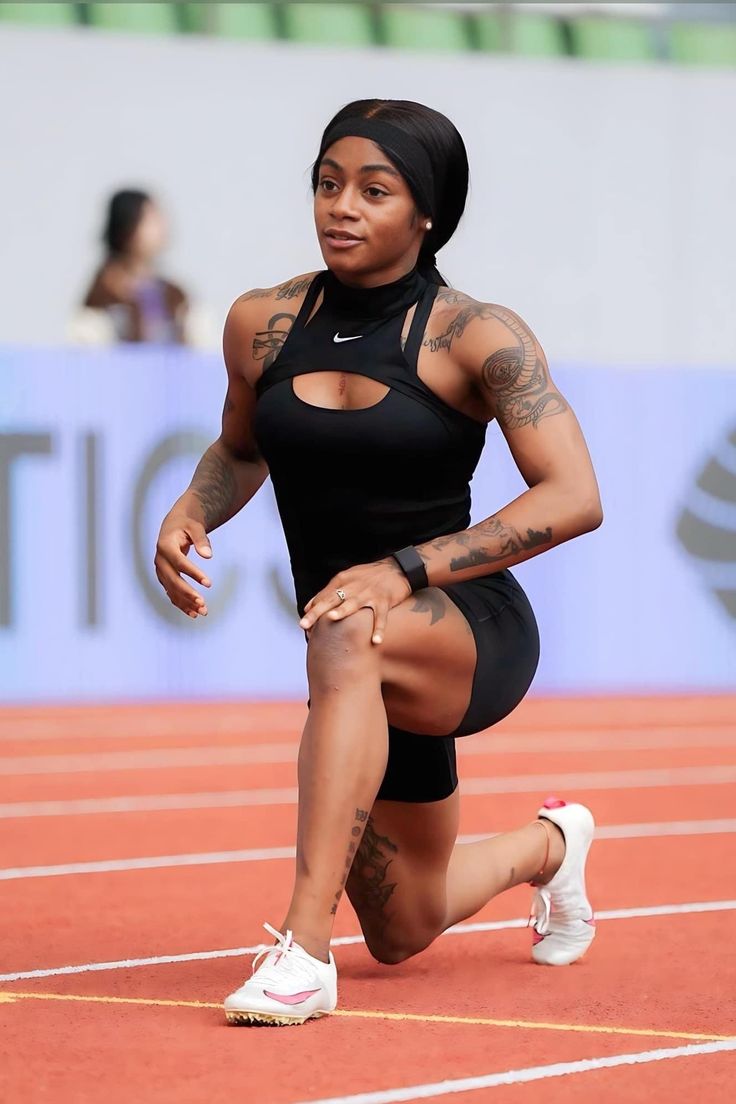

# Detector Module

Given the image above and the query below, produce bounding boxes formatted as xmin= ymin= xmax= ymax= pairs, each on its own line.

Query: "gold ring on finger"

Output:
xmin=336 ymin=588 xmax=347 ymax=603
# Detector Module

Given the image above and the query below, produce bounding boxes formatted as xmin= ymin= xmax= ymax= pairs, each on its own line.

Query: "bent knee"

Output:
xmin=366 ymin=928 xmax=438 ymax=966
xmin=308 ymin=609 xmax=376 ymax=667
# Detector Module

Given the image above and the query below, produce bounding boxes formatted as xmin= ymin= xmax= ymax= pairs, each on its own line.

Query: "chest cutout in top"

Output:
xmin=288 ymin=293 xmax=417 ymax=412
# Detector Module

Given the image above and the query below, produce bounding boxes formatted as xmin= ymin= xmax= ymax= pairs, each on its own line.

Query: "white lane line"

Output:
xmin=2 ymin=899 xmax=733 ymax=983
xmin=2 ymin=719 xmax=734 ymax=745
xmin=459 ymin=818 xmax=736 ymax=844
xmin=3 ymin=765 xmax=736 ymax=819
xmin=460 ymin=765 xmax=736 ymax=793
xmin=2 ymin=731 xmax=735 ymax=771
xmin=0 ymin=845 xmax=298 ymax=881
xmin=0 ymin=744 xmax=299 ymax=775
xmin=460 ymin=729 xmax=736 ymax=755
xmin=3 ymin=820 xmax=736 ymax=880
xmin=290 ymin=1041 xmax=736 ymax=1104
xmin=0 ymin=788 xmax=300 ymax=819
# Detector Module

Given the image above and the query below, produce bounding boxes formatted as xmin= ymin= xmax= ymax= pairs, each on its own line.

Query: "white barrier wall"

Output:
xmin=1 ymin=345 xmax=735 ymax=703
xmin=1 ymin=26 xmax=736 ymax=366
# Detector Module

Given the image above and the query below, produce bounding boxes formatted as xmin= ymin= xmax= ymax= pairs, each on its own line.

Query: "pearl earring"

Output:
xmin=425 ymin=220 xmax=433 ymax=230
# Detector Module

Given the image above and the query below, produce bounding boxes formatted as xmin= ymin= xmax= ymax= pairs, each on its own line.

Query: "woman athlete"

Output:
xmin=155 ymin=100 xmax=603 ymax=1026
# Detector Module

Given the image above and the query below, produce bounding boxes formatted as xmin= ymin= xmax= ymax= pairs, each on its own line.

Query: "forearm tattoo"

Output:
xmin=330 ymin=807 xmax=370 ymax=916
xmin=253 ymin=311 xmax=295 ymax=371
xmin=346 ymin=816 xmax=399 ymax=935
xmin=424 ymin=515 xmax=552 ymax=574
xmin=190 ymin=446 xmax=237 ymax=530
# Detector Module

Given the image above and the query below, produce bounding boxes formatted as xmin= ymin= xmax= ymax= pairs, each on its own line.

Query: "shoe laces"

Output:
xmin=528 ymin=887 xmax=552 ymax=935
xmin=250 ymin=922 xmax=320 ymax=989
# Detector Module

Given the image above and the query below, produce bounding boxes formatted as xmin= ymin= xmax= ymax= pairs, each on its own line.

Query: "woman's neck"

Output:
xmin=323 ymin=264 xmax=425 ymax=320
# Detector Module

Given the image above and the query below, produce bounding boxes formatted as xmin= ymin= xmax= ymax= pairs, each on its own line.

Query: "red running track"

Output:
xmin=0 ymin=694 xmax=735 ymax=1103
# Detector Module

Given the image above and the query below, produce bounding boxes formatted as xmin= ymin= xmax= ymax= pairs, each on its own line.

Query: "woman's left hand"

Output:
xmin=299 ymin=558 xmax=412 ymax=645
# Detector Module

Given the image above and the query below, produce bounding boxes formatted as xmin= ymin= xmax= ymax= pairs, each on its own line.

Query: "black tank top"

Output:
xmin=253 ymin=266 xmax=487 ymax=613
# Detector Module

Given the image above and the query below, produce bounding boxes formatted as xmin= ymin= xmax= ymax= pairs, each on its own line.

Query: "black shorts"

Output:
xmin=376 ymin=570 xmax=540 ymax=803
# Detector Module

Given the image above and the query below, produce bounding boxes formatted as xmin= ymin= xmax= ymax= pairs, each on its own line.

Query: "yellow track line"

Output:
xmin=1 ymin=990 xmax=732 ymax=1042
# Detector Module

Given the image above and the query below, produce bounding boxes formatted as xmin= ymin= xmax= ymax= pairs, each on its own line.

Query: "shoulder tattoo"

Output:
xmin=481 ymin=305 xmax=567 ymax=430
xmin=252 ymin=311 xmax=295 ymax=371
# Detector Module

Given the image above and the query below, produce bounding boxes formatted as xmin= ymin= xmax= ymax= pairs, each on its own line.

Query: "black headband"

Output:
xmin=320 ymin=117 xmax=436 ymax=216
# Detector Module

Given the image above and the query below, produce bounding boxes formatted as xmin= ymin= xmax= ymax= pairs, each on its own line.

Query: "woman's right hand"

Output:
xmin=154 ymin=516 xmax=213 ymax=619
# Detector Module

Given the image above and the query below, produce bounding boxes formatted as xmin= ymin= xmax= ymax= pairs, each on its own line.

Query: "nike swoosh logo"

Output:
xmin=263 ymin=988 xmax=321 ymax=1006
xmin=333 ymin=333 xmax=363 ymax=343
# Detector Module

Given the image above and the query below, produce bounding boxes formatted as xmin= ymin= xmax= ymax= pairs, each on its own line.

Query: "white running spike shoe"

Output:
xmin=224 ymin=923 xmax=337 ymax=1026
xmin=529 ymin=798 xmax=596 ymax=966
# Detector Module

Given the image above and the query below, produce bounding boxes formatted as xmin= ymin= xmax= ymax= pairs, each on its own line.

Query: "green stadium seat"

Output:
xmin=475 ymin=13 xmax=567 ymax=57
xmin=380 ymin=5 xmax=471 ymax=52
xmin=283 ymin=3 xmax=375 ymax=48
xmin=669 ymin=22 xmax=736 ymax=67
xmin=177 ymin=3 xmax=208 ymax=34
xmin=0 ymin=2 xmax=77 ymax=26
xmin=86 ymin=3 xmax=178 ymax=35
xmin=210 ymin=2 xmax=277 ymax=41
xmin=569 ymin=17 xmax=656 ymax=62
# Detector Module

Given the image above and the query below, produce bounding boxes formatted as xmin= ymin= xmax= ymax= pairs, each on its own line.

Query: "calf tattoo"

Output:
xmin=330 ymin=808 xmax=370 ymax=916
xmin=346 ymin=817 xmax=399 ymax=935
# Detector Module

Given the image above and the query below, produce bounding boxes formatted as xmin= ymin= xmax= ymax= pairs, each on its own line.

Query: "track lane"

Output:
xmin=2 ymin=834 xmax=735 ymax=974
xmin=3 ymin=783 xmax=736 ymax=867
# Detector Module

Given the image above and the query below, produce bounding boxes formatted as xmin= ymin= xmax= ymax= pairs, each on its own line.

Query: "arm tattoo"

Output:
xmin=481 ymin=306 xmax=567 ymax=429
xmin=346 ymin=816 xmax=398 ymax=934
xmin=426 ymin=515 xmax=552 ymax=573
xmin=434 ymin=287 xmax=470 ymax=307
xmin=275 ymin=276 xmax=312 ymax=300
xmin=240 ymin=276 xmax=312 ymax=304
xmin=424 ymin=302 xmax=494 ymax=353
xmin=190 ymin=446 xmax=237 ymax=530
xmin=330 ymin=807 xmax=371 ymax=915
xmin=253 ymin=311 xmax=295 ymax=371
xmin=239 ymin=287 xmax=271 ymax=302
xmin=426 ymin=294 xmax=567 ymax=430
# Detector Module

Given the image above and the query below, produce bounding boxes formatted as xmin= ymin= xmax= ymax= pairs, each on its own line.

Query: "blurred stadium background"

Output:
xmin=1 ymin=0 xmax=735 ymax=704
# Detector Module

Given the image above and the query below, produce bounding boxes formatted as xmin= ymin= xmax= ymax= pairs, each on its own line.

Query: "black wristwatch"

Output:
xmin=391 ymin=546 xmax=428 ymax=592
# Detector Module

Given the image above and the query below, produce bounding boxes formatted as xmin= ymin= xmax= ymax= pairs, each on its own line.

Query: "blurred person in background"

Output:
xmin=68 ymin=188 xmax=212 ymax=347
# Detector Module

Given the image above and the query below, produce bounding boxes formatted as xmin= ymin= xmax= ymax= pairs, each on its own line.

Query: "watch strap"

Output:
xmin=391 ymin=546 xmax=428 ymax=592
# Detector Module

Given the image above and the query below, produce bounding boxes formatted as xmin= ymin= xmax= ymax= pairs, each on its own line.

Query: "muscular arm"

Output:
xmin=164 ymin=297 xmax=270 ymax=533
xmin=415 ymin=300 xmax=603 ymax=585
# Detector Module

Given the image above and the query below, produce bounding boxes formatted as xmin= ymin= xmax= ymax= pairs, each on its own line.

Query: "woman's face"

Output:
xmin=128 ymin=200 xmax=168 ymax=261
xmin=314 ymin=136 xmax=428 ymax=284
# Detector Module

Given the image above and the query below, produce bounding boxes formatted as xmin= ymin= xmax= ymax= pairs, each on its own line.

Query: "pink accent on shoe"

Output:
xmin=262 ymin=988 xmax=321 ymax=1006
xmin=543 ymin=796 xmax=567 ymax=810
xmin=532 ymin=931 xmax=546 ymax=945
xmin=585 ymin=918 xmax=596 ymax=927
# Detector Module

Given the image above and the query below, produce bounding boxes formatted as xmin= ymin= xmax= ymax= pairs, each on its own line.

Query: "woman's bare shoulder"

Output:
xmin=225 ymin=270 xmax=320 ymax=342
xmin=430 ymin=286 xmax=541 ymax=360
xmin=233 ymin=271 xmax=321 ymax=313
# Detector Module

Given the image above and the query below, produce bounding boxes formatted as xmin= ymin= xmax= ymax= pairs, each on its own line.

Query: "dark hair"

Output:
xmin=311 ymin=99 xmax=469 ymax=285
xmin=102 ymin=189 xmax=151 ymax=257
